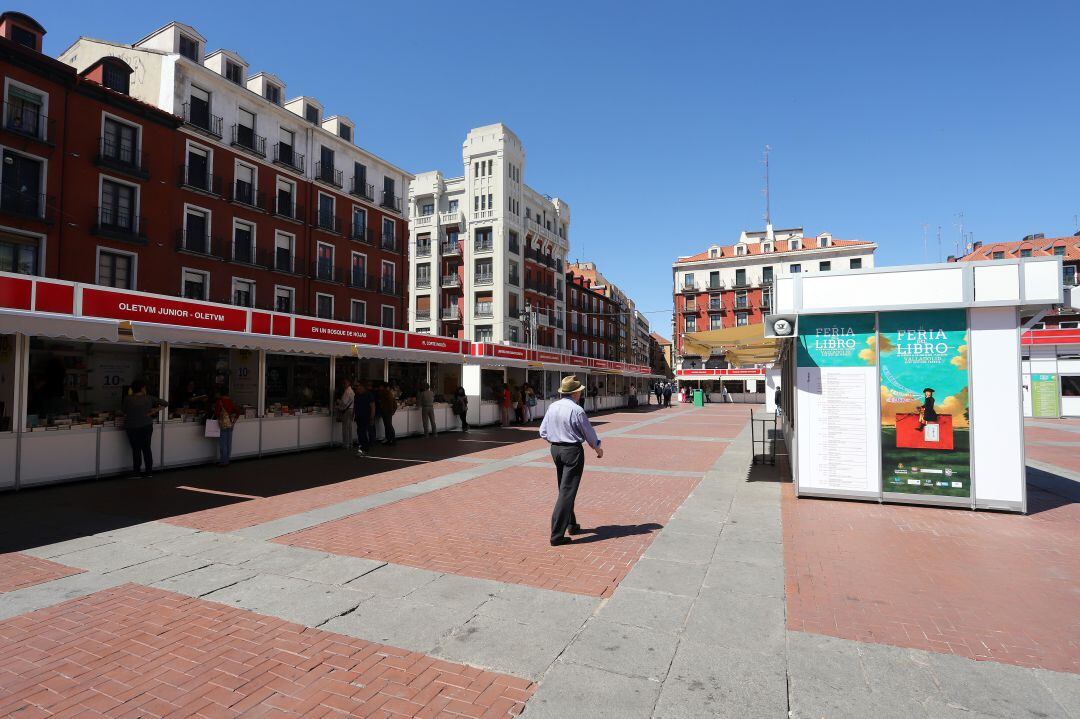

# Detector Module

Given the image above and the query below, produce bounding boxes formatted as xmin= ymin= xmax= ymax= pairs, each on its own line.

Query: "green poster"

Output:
xmin=797 ymin=314 xmax=877 ymax=368
xmin=879 ymin=309 xmax=971 ymax=498
xmin=1031 ymin=374 xmax=1060 ymax=418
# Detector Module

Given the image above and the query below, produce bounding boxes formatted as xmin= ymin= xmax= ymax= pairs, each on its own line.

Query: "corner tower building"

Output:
xmin=408 ymin=124 xmax=569 ymax=349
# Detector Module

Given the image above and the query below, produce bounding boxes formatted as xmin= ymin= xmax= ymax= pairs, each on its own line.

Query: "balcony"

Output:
xmin=380 ymin=191 xmax=402 ymax=213
xmin=347 ymin=270 xmax=372 ymax=290
xmin=92 ymin=206 xmax=144 ymax=243
xmin=439 ymin=210 xmax=462 ymax=225
xmin=180 ymin=165 xmax=222 ymax=195
xmin=707 ymin=281 xmax=723 ymax=291
xmin=474 ymin=238 xmax=494 ymax=254
xmin=416 ymin=274 xmax=432 ymax=289
xmin=682 ymin=305 xmax=698 ymax=313
xmin=381 ymin=232 xmax=397 ymax=251
xmin=274 ymin=197 xmax=303 ymax=222
xmin=440 ymin=306 xmax=461 ymax=321
xmin=176 ymin=230 xmax=225 ymax=258
xmin=272 ymin=143 xmax=305 ymax=173
xmin=182 ymin=102 xmax=223 ymax=138
xmin=441 ymin=274 xmax=461 ymax=289
xmin=349 ymin=223 xmax=370 ymax=244
xmin=311 ymin=260 xmax=343 ymax=284
xmin=474 ymin=273 xmax=493 ymax=286
xmin=350 ymin=177 xmax=374 ymax=200
xmin=732 ymin=277 xmax=752 ymax=289
xmin=681 ymin=281 xmax=698 ymax=292
xmin=314 ymin=161 xmax=343 ymax=188
xmin=475 ymin=302 xmax=494 ymax=318
xmin=230 ymin=124 xmax=266 ymax=157
xmin=473 ymin=210 xmax=494 ymax=221
xmin=441 ymin=240 xmax=461 ymax=257
xmin=379 ymin=277 xmax=398 ymax=296
xmin=271 ymin=248 xmax=296 ymax=274
xmin=708 ymin=301 xmax=723 ymax=313
xmin=735 ymin=298 xmax=749 ymax=309
xmin=95 ymin=138 xmax=149 ymax=179
xmin=314 ymin=210 xmax=342 ymax=234
xmin=0 ymin=188 xmax=53 ymax=223
xmin=231 ymin=241 xmax=257 ymax=266
xmin=413 ymin=213 xmax=434 ymax=227
xmin=416 ymin=242 xmax=431 ymax=258
xmin=416 ymin=309 xmax=431 ymax=321
xmin=3 ymin=100 xmax=54 ymax=144
xmin=230 ymin=182 xmax=266 ymax=210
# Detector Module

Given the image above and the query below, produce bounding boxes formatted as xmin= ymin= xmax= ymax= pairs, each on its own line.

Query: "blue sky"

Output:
xmin=36 ymin=0 xmax=1080 ymax=336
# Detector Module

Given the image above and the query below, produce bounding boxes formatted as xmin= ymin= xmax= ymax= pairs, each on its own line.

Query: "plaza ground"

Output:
xmin=0 ymin=404 xmax=1077 ymax=717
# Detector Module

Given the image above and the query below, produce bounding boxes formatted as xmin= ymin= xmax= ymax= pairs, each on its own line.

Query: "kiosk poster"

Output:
xmin=1030 ymin=374 xmax=1060 ymax=418
xmin=795 ymin=314 xmax=880 ymax=494
xmin=878 ymin=309 xmax=971 ymax=497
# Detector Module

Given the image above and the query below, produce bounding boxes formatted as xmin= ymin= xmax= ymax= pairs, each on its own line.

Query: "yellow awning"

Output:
xmin=682 ymin=325 xmax=780 ymax=367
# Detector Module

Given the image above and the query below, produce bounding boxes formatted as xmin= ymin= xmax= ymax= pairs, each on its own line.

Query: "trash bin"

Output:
xmin=693 ymin=389 xmax=704 ymax=407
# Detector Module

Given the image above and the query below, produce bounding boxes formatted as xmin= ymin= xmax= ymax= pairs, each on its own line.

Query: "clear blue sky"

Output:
xmin=36 ymin=0 xmax=1080 ymax=337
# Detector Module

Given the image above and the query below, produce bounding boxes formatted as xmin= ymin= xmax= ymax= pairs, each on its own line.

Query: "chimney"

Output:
xmin=972 ymin=241 xmax=982 ymax=250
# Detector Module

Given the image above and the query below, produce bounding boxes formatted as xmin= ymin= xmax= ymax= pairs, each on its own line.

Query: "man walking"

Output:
xmin=419 ymin=382 xmax=437 ymax=437
xmin=338 ymin=379 xmax=355 ymax=450
xmin=540 ymin=375 xmax=604 ymax=546
xmin=662 ymin=382 xmax=672 ymax=407
xmin=353 ymin=380 xmax=376 ymax=456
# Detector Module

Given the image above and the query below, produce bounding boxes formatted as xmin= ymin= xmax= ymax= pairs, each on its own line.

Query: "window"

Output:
xmin=684 ymin=316 xmax=696 ymax=332
xmin=236 ymin=108 xmax=256 ymax=149
xmin=352 ymin=207 xmax=367 ymax=239
xmin=509 ymin=326 xmax=519 ymax=342
xmin=1019 ymin=248 xmax=1032 ymax=258
xmin=97 ymin=248 xmax=133 ymax=287
xmin=762 ymin=266 xmax=773 ymax=283
xmin=790 ymin=264 xmax=801 ymax=274
xmin=475 ymin=228 xmax=493 ymax=252
xmin=102 ymin=63 xmax=129 ymax=94
xmin=185 ymin=144 xmax=210 ymax=189
xmin=274 ymin=285 xmax=294 ymax=313
xmin=381 ymin=305 xmax=395 ymax=329
xmin=353 ymin=162 xmax=367 ymax=194
xmin=316 ymin=243 xmax=334 ymax=281
xmin=475 ymin=258 xmax=493 ymax=284
xmin=819 ymin=236 xmax=830 ymax=247
xmin=100 ymin=179 xmax=136 ymax=231
xmin=849 ymin=258 xmax=862 ymax=269
xmin=187 ymin=85 xmax=211 ymax=129
xmin=709 ymin=271 xmax=720 ymax=289
xmin=182 ymin=269 xmax=208 ymax=300
xmin=316 ymin=293 xmax=334 ymax=319
xmin=735 ymin=269 xmax=746 ymax=286
xmin=992 ymin=251 xmax=1005 ymax=259
xmin=475 ymin=325 xmax=493 ymax=343
xmin=318 ymin=192 xmax=335 ymax=230
xmin=275 ymin=232 xmax=294 ymax=272
xmin=11 ymin=25 xmax=36 ymax=49
xmin=265 ymin=84 xmax=281 ymax=105
xmin=234 ymin=162 xmax=255 ymax=204
xmin=351 ymin=300 xmax=366 ymax=324
xmin=819 ymin=261 xmax=831 ymax=272
xmin=224 ymin=60 xmax=243 ymax=85
xmin=1063 ymin=375 xmax=1080 ymax=398
xmin=683 ymin=273 xmax=694 ymax=288
xmin=1063 ymin=265 xmax=1077 ymax=286
xmin=179 ymin=34 xmax=199 ymax=61
xmin=1052 ymin=245 xmax=1066 ymax=257
xmin=421 ymin=203 xmax=434 ymax=216
xmin=380 ymin=260 xmax=395 ymax=293
xmin=278 ymin=128 xmax=295 ymax=165
xmin=382 ymin=217 xmax=395 ymax=249
xmin=339 ymin=124 xmax=352 ymax=142
xmin=232 ymin=278 xmax=255 ymax=307
xmin=305 ymin=104 xmax=320 ymax=125
xmin=0 ymin=234 xmax=37 ymax=275
xmin=735 ymin=290 xmax=748 ymax=308
xmin=736 ymin=313 xmax=749 ymax=327
xmin=416 ymin=264 xmax=431 ymax=287
xmin=102 ymin=117 xmax=138 ymax=166
xmin=232 ymin=221 xmax=254 ymax=264
xmin=183 ymin=207 xmax=209 ymax=253
xmin=448 ymin=199 xmax=458 ymax=213
xmin=710 ymin=315 xmax=722 ymax=331
xmin=350 ymin=252 xmax=367 ymax=287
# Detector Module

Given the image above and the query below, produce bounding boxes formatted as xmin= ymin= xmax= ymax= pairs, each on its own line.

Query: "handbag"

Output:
xmin=204 ymin=418 xmax=221 ymax=438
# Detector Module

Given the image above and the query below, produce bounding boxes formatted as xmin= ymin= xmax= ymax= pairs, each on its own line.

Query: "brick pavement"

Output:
xmin=278 ymin=466 xmax=703 ymax=597
xmin=782 ymin=481 xmax=1080 ymax=673
xmin=0 ymin=554 xmax=84 ymax=593
xmin=0 ymin=583 xmax=532 ymax=718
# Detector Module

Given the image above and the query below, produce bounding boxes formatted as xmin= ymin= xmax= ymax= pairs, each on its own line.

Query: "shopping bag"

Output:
xmin=204 ymin=418 xmax=221 ymax=438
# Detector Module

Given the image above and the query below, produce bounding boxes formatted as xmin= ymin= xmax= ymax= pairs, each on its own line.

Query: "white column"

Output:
xmin=463 ymin=362 xmax=482 ymax=426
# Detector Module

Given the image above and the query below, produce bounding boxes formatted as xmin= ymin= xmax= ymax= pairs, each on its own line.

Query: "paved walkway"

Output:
xmin=0 ymin=405 xmax=1077 ymax=717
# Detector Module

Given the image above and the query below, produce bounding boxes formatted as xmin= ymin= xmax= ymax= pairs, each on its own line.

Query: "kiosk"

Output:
xmin=771 ymin=257 xmax=1064 ymax=513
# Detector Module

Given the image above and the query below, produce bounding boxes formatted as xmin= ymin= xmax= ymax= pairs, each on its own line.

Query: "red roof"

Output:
xmin=956 ymin=237 xmax=1080 ymax=262
xmin=676 ymin=238 xmax=873 ymax=263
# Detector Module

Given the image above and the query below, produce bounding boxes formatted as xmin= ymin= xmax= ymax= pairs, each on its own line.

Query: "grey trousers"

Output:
xmin=550 ymin=443 xmax=584 ymax=541
xmin=421 ymin=406 xmax=436 ymax=435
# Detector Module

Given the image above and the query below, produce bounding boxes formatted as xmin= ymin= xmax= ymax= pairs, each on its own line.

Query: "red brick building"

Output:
xmin=565 ymin=268 xmax=619 ymax=360
xmin=0 ymin=12 xmax=408 ymax=326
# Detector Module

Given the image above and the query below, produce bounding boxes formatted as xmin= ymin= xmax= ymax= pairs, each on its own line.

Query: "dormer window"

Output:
xmin=178 ymin=34 xmax=199 ymax=61
xmin=818 ymin=237 xmax=829 ymax=247
xmin=339 ymin=124 xmax=352 ymax=142
xmin=305 ymin=105 xmax=320 ymax=125
xmin=762 ymin=242 xmax=772 ymax=253
xmin=11 ymin=25 xmax=36 ymax=49
xmin=1019 ymin=248 xmax=1032 ymax=258
xmin=102 ymin=63 xmax=130 ymax=94
xmin=264 ymin=84 xmax=281 ymax=105
xmin=224 ymin=60 xmax=243 ymax=85
xmin=1052 ymin=245 xmax=1066 ymax=256
xmin=709 ymin=248 xmax=718 ymax=258
xmin=735 ymin=244 xmax=747 ymax=256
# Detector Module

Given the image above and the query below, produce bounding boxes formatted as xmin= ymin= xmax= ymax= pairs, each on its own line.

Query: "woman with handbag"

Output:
xmin=211 ymin=391 xmax=239 ymax=466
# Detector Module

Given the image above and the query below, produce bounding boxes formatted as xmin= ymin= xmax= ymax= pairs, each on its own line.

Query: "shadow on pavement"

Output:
xmin=1025 ymin=465 xmax=1080 ymax=515
xmin=568 ymin=522 xmax=664 ymax=544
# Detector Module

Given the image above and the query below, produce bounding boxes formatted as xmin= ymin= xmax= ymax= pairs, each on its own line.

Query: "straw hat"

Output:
xmin=558 ymin=375 xmax=584 ymax=394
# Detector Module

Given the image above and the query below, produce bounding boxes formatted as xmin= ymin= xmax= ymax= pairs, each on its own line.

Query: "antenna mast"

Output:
xmin=764 ymin=145 xmax=771 ymax=227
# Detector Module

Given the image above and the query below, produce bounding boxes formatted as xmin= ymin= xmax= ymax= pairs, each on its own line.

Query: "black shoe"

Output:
xmin=568 ymin=524 xmax=583 ymax=535
xmin=550 ymin=537 xmax=572 ymax=546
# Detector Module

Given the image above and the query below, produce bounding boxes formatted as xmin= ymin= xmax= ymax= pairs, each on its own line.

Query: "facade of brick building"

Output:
xmin=564 ymin=268 xmax=619 ymax=360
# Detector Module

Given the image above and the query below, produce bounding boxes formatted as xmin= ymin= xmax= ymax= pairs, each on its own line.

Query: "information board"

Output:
xmin=1031 ymin=374 xmax=1060 ymax=418
xmin=795 ymin=313 xmax=880 ymax=495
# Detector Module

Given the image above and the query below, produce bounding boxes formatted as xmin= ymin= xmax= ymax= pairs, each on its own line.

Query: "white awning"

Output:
xmin=130 ymin=323 xmax=356 ymax=356
xmin=0 ymin=310 xmax=119 ymax=342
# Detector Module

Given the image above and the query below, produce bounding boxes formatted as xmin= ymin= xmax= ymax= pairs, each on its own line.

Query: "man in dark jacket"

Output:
xmin=353 ymin=380 xmax=377 ymax=456
xmin=376 ymin=382 xmax=397 ymax=446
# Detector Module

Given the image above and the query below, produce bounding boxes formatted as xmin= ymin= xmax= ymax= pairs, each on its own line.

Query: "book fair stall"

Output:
xmin=0 ymin=271 xmax=656 ymax=490
xmin=770 ymin=257 xmax=1064 ymax=513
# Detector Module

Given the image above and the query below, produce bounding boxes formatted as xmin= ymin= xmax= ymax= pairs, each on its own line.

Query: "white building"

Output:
xmin=408 ymin=124 xmax=569 ymax=348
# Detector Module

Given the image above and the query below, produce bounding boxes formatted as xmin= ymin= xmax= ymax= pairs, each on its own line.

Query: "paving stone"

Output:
xmin=521 ymin=661 xmax=661 ymax=719
xmin=597 ymin=587 xmax=694 ymax=634
xmin=654 ymin=639 xmax=787 ymax=719
xmin=202 ymin=574 xmax=368 ymax=627
xmin=856 ymin=638 xmax=985 ymax=718
xmin=561 ymin=618 xmax=678 ymax=680
xmin=97 ymin=521 xmax=199 ymax=546
xmin=437 ymin=613 xmax=579 ymax=681
xmin=717 ymin=517 xmax=781 ymax=544
xmin=700 ymin=558 xmax=784 ymax=598
xmin=322 ymin=595 xmax=469 ymax=654
xmin=20 ymin=534 xmax=115 ymax=559
xmin=711 ymin=536 xmax=784 ymax=568
xmin=187 ymin=535 xmax=283 ymax=565
xmin=477 ymin=583 xmax=598 ymax=628
xmin=1034 ymin=669 xmax=1080 ymax=719
xmin=787 ymin=631 xmax=877 ymax=719
xmin=102 ymin=554 xmax=210 ymax=585
xmin=926 ymin=650 xmax=1071 ymax=719
xmin=619 ymin=557 xmax=708 ymax=597
xmin=150 ymin=530 xmax=239 ymax=556
xmin=42 ymin=541 xmax=163 ymax=574
xmin=287 ymin=554 xmax=386 ymax=585
xmin=0 ymin=572 xmax=124 ymax=620
xmin=149 ymin=563 xmax=256 ymax=597
xmin=343 ymin=563 xmax=441 ymax=597
xmin=683 ymin=592 xmax=785 ymax=653
xmin=232 ymin=515 xmax=325 ymax=541
xmin=659 ymin=514 xmax=724 ymax=537
xmin=236 ymin=545 xmax=329 ymax=576
xmin=642 ymin=530 xmax=718 ymax=564
xmin=402 ymin=572 xmax=504 ymax=613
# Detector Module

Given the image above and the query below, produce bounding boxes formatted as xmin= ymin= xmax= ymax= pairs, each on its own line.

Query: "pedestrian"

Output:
xmin=540 ymin=375 xmax=604 ymax=546
xmin=524 ymin=382 xmax=537 ymax=422
xmin=451 ymin=386 xmax=469 ymax=432
xmin=121 ymin=379 xmax=168 ymax=478
xmin=499 ymin=383 xmax=512 ymax=427
xmin=419 ymin=381 xmax=437 ymax=437
xmin=662 ymin=382 xmax=672 ymax=407
xmin=377 ymin=381 xmax=397 ymax=446
xmin=653 ymin=382 xmax=662 ymax=406
xmin=774 ymin=386 xmax=782 ymax=417
xmin=721 ymin=385 xmax=730 ymax=403
xmin=353 ymin=380 xmax=376 ymax=455
xmin=212 ymin=390 xmax=239 ymax=466
xmin=338 ymin=379 xmax=355 ymax=449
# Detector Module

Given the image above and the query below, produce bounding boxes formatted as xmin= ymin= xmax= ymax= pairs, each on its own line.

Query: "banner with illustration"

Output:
xmin=878 ymin=309 xmax=971 ymax=498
